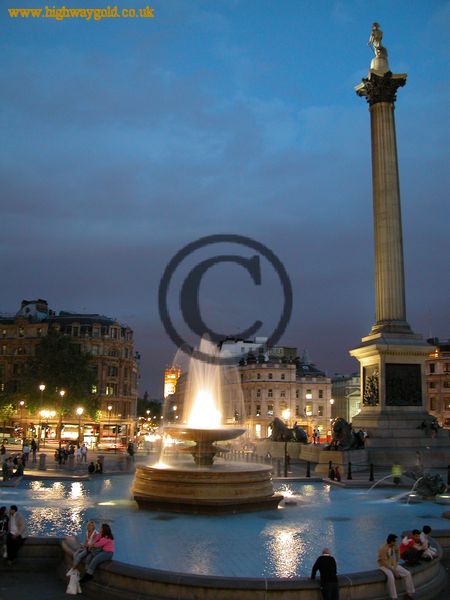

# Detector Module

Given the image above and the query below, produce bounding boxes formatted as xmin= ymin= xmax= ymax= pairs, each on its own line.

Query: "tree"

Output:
xmin=23 ymin=329 xmax=98 ymax=420
xmin=136 ymin=396 xmax=162 ymax=419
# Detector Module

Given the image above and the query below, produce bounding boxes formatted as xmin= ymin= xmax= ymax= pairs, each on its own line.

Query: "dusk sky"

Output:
xmin=1 ymin=1 xmax=449 ymax=397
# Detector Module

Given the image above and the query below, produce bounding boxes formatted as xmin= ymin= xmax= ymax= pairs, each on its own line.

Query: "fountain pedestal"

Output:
xmin=132 ymin=425 xmax=282 ymax=514
xmin=132 ymin=462 xmax=282 ymax=514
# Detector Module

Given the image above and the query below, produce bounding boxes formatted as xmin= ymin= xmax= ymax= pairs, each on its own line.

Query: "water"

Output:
xmin=2 ymin=475 xmax=448 ymax=578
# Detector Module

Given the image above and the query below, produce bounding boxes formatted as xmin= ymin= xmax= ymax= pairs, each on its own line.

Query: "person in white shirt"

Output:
xmin=420 ymin=525 xmax=438 ymax=559
xmin=73 ymin=520 xmax=99 ymax=569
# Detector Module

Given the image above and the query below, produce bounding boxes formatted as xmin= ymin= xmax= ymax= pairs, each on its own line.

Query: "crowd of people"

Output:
xmin=2 ymin=454 xmax=26 ymax=480
xmin=54 ymin=442 xmax=88 ymax=465
xmin=311 ymin=525 xmax=438 ymax=600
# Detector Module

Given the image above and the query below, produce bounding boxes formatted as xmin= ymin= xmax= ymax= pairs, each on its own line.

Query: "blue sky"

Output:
xmin=1 ymin=1 xmax=449 ymax=396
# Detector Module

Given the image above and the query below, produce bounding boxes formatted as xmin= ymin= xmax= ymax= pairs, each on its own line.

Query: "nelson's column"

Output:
xmin=350 ymin=23 xmax=449 ymax=467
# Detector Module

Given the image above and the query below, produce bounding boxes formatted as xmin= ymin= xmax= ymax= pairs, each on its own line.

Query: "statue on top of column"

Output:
xmin=368 ymin=22 xmax=388 ymax=60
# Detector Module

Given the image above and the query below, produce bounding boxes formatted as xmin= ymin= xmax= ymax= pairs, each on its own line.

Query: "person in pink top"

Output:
xmin=80 ymin=523 xmax=114 ymax=583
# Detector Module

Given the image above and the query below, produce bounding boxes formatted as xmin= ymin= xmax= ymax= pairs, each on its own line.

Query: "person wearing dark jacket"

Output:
xmin=311 ymin=548 xmax=339 ymax=600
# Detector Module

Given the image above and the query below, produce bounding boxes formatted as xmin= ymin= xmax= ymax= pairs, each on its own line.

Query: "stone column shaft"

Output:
xmin=370 ymin=101 xmax=407 ymax=327
xmin=355 ymin=70 xmax=411 ymax=334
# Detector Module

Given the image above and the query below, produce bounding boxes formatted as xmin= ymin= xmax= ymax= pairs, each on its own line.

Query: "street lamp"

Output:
xmin=281 ymin=408 xmax=291 ymax=425
xmin=76 ymin=407 xmax=84 ymax=445
xmin=281 ymin=408 xmax=291 ymax=477
xmin=107 ymin=405 xmax=112 ymax=447
xmin=38 ymin=384 xmax=46 ymax=449
xmin=58 ymin=389 xmax=66 ymax=448
xmin=19 ymin=400 xmax=25 ymax=439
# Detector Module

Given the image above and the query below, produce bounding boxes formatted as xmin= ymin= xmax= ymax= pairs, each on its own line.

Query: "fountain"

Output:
xmin=132 ymin=338 xmax=282 ymax=513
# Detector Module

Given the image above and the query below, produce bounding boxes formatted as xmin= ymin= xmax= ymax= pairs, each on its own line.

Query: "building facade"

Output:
xmin=426 ymin=339 xmax=450 ymax=427
xmin=331 ymin=373 xmax=361 ymax=422
xmin=0 ymin=299 xmax=139 ymax=447
xmin=170 ymin=340 xmax=332 ymax=441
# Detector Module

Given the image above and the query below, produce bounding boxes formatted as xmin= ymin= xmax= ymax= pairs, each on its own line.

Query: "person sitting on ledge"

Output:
xmin=72 ymin=520 xmax=99 ymax=570
xmin=13 ymin=460 xmax=24 ymax=477
xmin=400 ymin=530 xmax=426 ymax=566
xmin=80 ymin=523 xmax=114 ymax=583
xmin=378 ymin=533 xmax=415 ymax=600
xmin=87 ymin=461 xmax=95 ymax=474
xmin=420 ymin=525 xmax=438 ymax=560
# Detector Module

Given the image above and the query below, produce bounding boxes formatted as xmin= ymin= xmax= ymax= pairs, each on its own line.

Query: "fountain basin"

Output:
xmin=435 ymin=494 xmax=450 ymax=505
xmin=132 ymin=461 xmax=282 ymax=514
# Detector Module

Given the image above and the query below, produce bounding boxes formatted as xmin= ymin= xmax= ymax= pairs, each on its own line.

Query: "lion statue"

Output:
xmin=269 ymin=417 xmax=307 ymax=443
xmin=326 ymin=417 xmax=365 ymax=451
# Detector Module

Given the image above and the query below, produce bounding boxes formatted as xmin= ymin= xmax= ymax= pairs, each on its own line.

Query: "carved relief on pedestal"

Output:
xmin=363 ymin=365 xmax=379 ymax=406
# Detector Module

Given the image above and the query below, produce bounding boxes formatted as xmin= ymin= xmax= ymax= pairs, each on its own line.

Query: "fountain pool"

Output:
xmin=4 ymin=474 xmax=449 ymax=578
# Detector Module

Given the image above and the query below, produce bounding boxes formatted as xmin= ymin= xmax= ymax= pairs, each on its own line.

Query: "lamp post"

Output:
xmin=281 ymin=408 xmax=291 ymax=477
xmin=38 ymin=384 xmax=45 ymax=449
xmin=58 ymin=389 xmax=66 ymax=449
xmin=76 ymin=407 xmax=84 ymax=446
xmin=107 ymin=404 xmax=112 ymax=447
xmin=40 ymin=410 xmax=47 ymax=447
xmin=19 ymin=400 xmax=25 ymax=439
xmin=115 ymin=413 xmax=121 ymax=453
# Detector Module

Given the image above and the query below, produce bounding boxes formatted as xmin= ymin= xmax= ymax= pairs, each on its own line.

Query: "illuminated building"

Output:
xmin=426 ymin=338 xmax=450 ymax=427
xmin=164 ymin=366 xmax=181 ymax=399
xmin=0 ymin=299 xmax=139 ymax=446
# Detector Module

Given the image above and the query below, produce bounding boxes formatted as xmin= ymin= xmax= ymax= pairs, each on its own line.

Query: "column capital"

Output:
xmin=355 ymin=71 xmax=407 ymax=106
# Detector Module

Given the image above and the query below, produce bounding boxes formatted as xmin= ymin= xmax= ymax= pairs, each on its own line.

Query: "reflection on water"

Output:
xmin=265 ymin=528 xmax=302 ymax=577
xmin=70 ymin=482 xmax=83 ymax=500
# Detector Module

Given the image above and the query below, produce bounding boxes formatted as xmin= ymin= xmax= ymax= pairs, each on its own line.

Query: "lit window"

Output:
xmin=255 ymin=424 xmax=262 ymax=438
xmin=256 ymin=404 xmax=261 ymax=417
xmin=267 ymin=404 xmax=273 ymax=416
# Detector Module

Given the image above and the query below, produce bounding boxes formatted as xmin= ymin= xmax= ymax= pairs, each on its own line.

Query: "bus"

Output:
xmin=0 ymin=426 xmax=22 ymax=445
